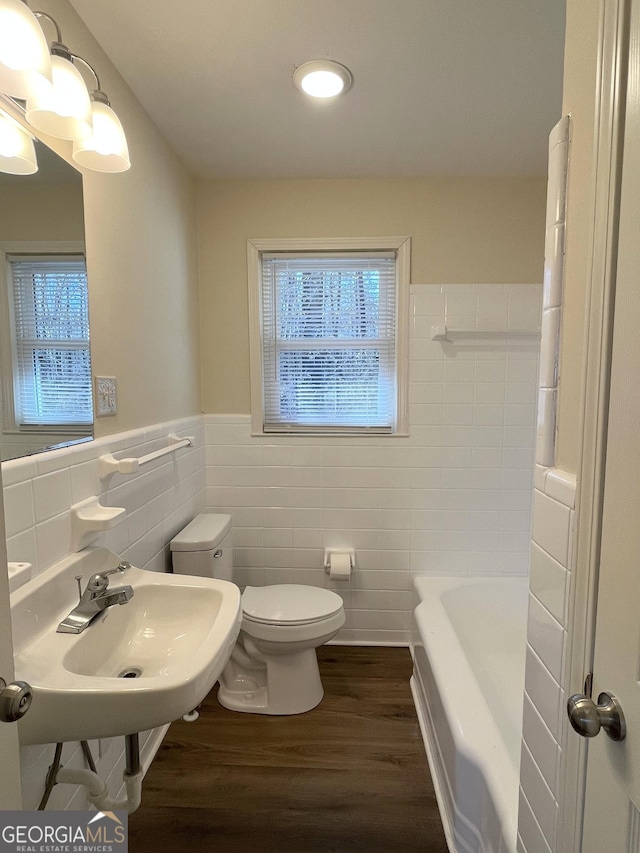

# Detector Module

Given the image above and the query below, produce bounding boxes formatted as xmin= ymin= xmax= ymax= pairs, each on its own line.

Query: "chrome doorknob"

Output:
xmin=567 ymin=691 xmax=626 ymax=741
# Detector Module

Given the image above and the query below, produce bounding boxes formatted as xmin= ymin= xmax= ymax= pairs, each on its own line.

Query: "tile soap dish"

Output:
xmin=8 ymin=562 xmax=32 ymax=593
xmin=71 ymin=497 xmax=126 ymax=551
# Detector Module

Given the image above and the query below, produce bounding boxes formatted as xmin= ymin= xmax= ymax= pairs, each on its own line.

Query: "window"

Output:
xmin=2 ymin=252 xmax=92 ymax=431
xmin=248 ymin=238 xmax=409 ymax=435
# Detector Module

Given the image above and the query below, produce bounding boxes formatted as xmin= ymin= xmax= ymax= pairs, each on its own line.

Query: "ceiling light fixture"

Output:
xmin=0 ymin=3 xmax=130 ymax=174
xmin=293 ymin=60 xmax=352 ymax=99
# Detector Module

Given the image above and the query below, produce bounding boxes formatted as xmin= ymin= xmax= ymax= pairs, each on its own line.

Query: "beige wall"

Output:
xmin=555 ymin=0 xmax=601 ymax=472
xmin=197 ymin=176 xmax=547 ymax=414
xmin=23 ymin=0 xmax=202 ymax=438
xmin=0 ymin=183 xmax=84 ymax=242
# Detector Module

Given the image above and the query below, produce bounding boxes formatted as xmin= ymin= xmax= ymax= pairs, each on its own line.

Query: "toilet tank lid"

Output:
xmin=170 ymin=513 xmax=231 ymax=552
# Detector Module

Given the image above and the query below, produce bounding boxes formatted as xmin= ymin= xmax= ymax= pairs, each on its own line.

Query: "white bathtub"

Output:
xmin=410 ymin=576 xmax=528 ymax=853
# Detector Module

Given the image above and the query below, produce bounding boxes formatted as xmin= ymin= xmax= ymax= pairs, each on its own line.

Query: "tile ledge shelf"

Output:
xmin=534 ymin=465 xmax=577 ymax=508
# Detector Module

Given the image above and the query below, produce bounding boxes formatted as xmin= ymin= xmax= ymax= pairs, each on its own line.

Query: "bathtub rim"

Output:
xmin=411 ymin=574 xmax=529 ymax=853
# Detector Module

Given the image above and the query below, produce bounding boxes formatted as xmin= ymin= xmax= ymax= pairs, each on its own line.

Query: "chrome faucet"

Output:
xmin=57 ymin=562 xmax=134 ymax=634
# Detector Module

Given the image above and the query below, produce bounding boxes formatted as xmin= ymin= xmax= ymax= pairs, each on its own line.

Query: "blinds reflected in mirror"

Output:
xmin=8 ymin=254 xmax=92 ymax=427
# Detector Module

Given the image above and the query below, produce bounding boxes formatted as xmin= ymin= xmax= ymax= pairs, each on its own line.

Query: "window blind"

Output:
xmin=261 ymin=252 xmax=397 ymax=432
xmin=9 ymin=255 xmax=92 ymax=427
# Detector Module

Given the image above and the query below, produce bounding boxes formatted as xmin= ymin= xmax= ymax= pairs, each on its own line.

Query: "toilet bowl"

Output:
xmin=170 ymin=513 xmax=345 ymax=715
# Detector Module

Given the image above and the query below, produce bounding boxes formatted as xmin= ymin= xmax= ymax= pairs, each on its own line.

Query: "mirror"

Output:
xmin=0 ymin=139 xmax=92 ymax=463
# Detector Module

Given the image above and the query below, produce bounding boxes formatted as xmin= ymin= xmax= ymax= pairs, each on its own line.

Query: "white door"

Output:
xmin=581 ymin=0 xmax=640 ymax=845
xmin=0 ymin=474 xmax=22 ymax=808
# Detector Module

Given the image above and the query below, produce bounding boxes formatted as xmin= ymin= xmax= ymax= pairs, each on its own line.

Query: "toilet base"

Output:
xmin=218 ymin=647 xmax=324 ymax=715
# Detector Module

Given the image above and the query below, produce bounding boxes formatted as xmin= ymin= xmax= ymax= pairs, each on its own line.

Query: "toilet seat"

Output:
xmin=242 ymin=584 xmax=343 ymax=627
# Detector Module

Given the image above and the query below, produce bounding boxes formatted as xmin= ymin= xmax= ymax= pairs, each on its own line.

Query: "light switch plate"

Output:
xmin=95 ymin=376 xmax=117 ymax=416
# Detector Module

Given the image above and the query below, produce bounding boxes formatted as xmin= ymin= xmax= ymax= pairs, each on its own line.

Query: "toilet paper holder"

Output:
xmin=323 ymin=548 xmax=355 ymax=572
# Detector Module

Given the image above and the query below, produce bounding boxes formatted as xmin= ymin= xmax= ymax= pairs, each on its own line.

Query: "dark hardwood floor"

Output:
xmin=129 ymin=646 xmax=448 ymax=853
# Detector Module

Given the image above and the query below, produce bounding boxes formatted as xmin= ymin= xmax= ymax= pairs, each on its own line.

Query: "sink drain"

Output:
xmin=117 ymin=667 xmax=142 ymax=679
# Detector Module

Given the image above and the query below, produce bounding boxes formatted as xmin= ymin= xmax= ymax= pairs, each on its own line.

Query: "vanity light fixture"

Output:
xmin=0 ymin=106 xmax=37 ymax=173
xmin=71 ymin=56 xmax=130 ymax=173
xmin=0 ymin=2 xmax=130 ymax=174
xmin=25 ymin=13 xmax=92 ymax=141
xmin=293 ymin=60 xmax=353 ymax=99
xmin=0 ymin=0 xmax=52 ymax=100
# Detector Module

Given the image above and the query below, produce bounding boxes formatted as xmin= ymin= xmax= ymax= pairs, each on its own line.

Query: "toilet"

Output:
xmin=170 ymin=512 xmax=345 ymax=715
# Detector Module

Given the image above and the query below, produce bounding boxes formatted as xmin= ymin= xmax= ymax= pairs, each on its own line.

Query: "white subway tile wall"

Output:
xmin=2 ymin=416 xmax=205 ymax=809
xmin=205 ymin=283 xmax=542 ymax=646
xmin=518 ymin=116 xmax=574 ymax=853
xmin=519 ymin=472 xmax=575 ymax=853
xmin=537 ymin=116 xmax=570 ymax=467
xmin=3 ymin=417 xmax=205 ymax=579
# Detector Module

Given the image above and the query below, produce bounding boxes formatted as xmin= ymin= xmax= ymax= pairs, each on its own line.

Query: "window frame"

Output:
xmin=247 ymin=237 xmax=410 ymax=436
xmin=0 ymin=241 xmax=92 ymax=435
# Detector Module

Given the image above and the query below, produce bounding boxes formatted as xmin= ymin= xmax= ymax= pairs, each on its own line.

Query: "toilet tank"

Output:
xmin=170 ymin=513 xmax=233 ymax=582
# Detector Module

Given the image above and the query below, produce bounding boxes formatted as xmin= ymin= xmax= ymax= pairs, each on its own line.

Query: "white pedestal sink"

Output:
xmin=10 ymin=547 xmax=241 ymax=745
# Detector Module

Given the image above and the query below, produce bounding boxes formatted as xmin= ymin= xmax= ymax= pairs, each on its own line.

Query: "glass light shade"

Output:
xmin=301 ymin=70 xmax=345 ymax=98
xmin=0 ymin=109 xmax=37 ymax=174
xmin=72 ymin=99 xmax=130 ymax=172
xmin=293 ymin=60 xmax=352 ymax=99
xmin=26 ymin=53 xmax=92 ymax=140
xmin=0 ymin=0 xmax=52 ymax=99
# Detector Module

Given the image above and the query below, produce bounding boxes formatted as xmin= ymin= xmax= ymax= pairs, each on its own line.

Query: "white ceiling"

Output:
xmin=67 ymin=0 xmax=566 ymax=179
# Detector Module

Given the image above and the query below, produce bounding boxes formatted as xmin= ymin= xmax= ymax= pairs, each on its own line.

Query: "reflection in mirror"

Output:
xmin=0 ymin=140 xmax=92 ymax=462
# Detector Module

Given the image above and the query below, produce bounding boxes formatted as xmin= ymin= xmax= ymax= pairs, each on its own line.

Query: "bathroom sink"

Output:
xmin=10 ymin=548 xmax=242 ymax=744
